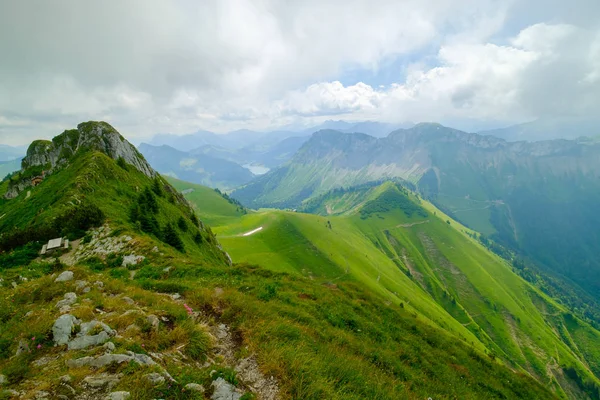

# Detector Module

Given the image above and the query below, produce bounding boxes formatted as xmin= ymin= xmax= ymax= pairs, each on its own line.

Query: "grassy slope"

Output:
xmin=184 ymin=181 xmax=600 ymax=398
xmin=0 ymin=157 xmax=558 ymax=399
xmin=0 ymin=151 xmax=227 ymax=266
xmin=166 ymin=177 xmax=245 ymax=226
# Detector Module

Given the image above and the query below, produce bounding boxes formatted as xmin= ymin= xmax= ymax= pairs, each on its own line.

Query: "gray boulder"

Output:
xmin=144 ymin=373 xmax=165 ymax=386
xmin=211 ymin=378 xmax=242 ymax=400
xmin=67 ymin=353 xmax=131 ymax=368
xmin=55 ymin=271 xmax=74 ymax=282
xmin=122 ymin=254 xmax=145 ymax=267
xmin=105 ymin=391 xmax=130 ymax=400
xmin=83 ymin=373 xmax=122 ymax=389
xmin=15 ymin=339 xmax=30 ymax=356
xmin=52 ymin=314 xmax=79 ymax=346
xmin=68 ymin=331 xmax=110 ymax=350
xmin=185 ymin=383 xmax=205 ymax=392
xmin=55 ymin=292 xmax=77 ymax=309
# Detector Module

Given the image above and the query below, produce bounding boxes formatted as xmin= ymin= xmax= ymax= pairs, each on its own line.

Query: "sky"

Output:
xmin=0 ymin=0 xmax=599 ymax=145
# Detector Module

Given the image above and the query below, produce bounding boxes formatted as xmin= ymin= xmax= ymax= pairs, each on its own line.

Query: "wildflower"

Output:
xmin=31 ymin=336 xmax=35 ymax=341
xmin=183 ymin=303 xmax=194 ymax=316
xmin=37 ymin=344 xmax=42 ymax=350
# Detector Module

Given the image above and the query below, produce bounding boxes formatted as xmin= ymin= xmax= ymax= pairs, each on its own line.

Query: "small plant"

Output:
xmin=185 ymin=326 xmax=211 ymax=361
xmin=117 ymin=156 xmax=128 ymax=170
xmin=257 ymin=283 xmax=278 ymax=301
xmin=211 ymin=366 xmax=238 ymax=385
xmin=177 ymin=216 xmax=188 ymax=232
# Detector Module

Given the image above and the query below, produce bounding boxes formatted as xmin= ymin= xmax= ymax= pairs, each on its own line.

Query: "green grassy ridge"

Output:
xmin=165 ymin=177 xmax=246 ymax=226
xmin=0 ymin=150 xmax=228 ymax=267
xmin=184 ymin=180 xmax=600 ymax=398
xmin=0 ymin=159 xmax=558 ymax=399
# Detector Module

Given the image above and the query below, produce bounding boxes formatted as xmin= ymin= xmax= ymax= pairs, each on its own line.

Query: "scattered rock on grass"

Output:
xmin=122 ymin=254 xmax=145 ymax=267
xmin=211 ymin=377 xmax=241 ymax=400
xmin=55 ymin=271 xmax=74 ymax=282
xmin=83 ymin=373 xmax=122 ymax=389
xmin=185 ymin=383 xmax=205 ymax=392
xmin=55 ymin=292 xmax=77 ymax=309
xmin=105 ymin=391 xmax=130 ymax=400
xmin=53 ymin=314 xmax=80 ymax=346
xmin=144 ymin=373 xmax=165 ymax=386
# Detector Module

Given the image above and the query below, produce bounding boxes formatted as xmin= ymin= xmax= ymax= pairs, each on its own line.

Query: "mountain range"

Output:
xmin=233 ymin=123 xmax=600 ymax=308
xmin=138 ymin=143 xmax=255 ymax=190
xmin=2 ymin=120 xmax=600 ymax=398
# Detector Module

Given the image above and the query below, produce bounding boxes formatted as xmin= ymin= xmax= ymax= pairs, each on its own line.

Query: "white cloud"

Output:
xmin=275 ymin=23 xmax=600 ymax=128
xmin=0 ymin=1 xmax=598 ymax=144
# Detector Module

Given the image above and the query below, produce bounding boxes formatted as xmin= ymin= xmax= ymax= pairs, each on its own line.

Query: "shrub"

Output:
xmin=163 ymin=223 xmax=184 ymax=252
xmin=117 ymin=156 xmax=128 ymax=170
xmin=177 ymin=216 xmax=188 ymax=232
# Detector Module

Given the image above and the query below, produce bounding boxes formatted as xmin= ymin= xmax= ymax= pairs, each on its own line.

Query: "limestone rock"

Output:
xmin=211 ymin=378 xmax=242 ymax=400
xmin=83 ymin=373 xmax=122 ymax=389
xmin=68 ymin=331 xmax=110 ymax=350
xmin=53 ymin=314 xmax=79 ymax=345
xmin=35 ymin=391 xmax=50 ymax=399
xmin=103 ymin=342 xmax=116 ymax=353
xmin=144 ymin=373 xmax=165 ymax=386
xmin=147 ymin=315 xmax=160 ymax=332
xmin=75 ymin=280 xmax=88 ymax=291
xmin=55 ymin=292 xmax=77 ymax=309
xmin=80 ymin=320 xmax=116 ymax=336
xmin=15 ymin=339 xmax=30 ymax=356
xmin=67 ymin=353 xmax=131 ymax=368
xmin=55 ymin=271 xmax=74 ymax=282
xmin=105 ymin=392 xmax=130 ymax=400
xmin=185 ymin=383 xmax=205 ymax=392
xmin=122 ymin=297 xmax=135 ymax=305
xmin=122 ymin=254 xmax=145 ymax=267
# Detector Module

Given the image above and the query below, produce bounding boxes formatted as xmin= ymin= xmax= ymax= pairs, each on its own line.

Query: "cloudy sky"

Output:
xmin=0 ymin=0 xmax=599 ymax=145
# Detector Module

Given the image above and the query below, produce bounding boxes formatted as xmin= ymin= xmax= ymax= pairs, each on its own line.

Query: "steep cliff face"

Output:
xmin=5 ymin=122 xmax=155 ymax=198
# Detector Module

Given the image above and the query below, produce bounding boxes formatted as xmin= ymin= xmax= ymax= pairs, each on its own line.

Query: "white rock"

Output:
xmin=105 ymin=392 xmax=130 ymax=400
xmin=68 ymin=331 xmax=110 ymax=350
xmin=15 ymin=339 xmax=29 ymax=356
xmin=55 ymin=271 xmax=74 ymax=282
xmin=145 ymin=373 xmax=165 ymax=386
xmin=75 ymin=280 xmax=88 ymax=290
xmin=83 ymin=373 xmax=122 ymax=389
xmin=55 ymin=292 xmax=77 ymax=309
xmin=103 ymin=341 xmax=116 ymax=353
xmin=211 ymin=378 xmax=241 ymax=400
xmin=185 ymin=383 xmax=205 ymax=392
xmin=122 ymin=254 xmax=145 ymax=267
xmin=52 ymin=314 xmax=79 ymax=346
xmin=147 ymin=315 xmax=160 ymax=332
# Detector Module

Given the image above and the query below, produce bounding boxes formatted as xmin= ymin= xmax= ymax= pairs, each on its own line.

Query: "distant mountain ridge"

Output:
xmin=233 ymin=123 xmax=600 ymax=303
xmin=480 ymin=117 xmax=600 ymax=142
xmin=138 ymin=143 xmax=254 ymax=190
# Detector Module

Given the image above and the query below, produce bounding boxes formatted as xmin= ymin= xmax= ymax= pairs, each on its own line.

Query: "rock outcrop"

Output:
xmin=5 ymin=121 xmax=155 ymax=198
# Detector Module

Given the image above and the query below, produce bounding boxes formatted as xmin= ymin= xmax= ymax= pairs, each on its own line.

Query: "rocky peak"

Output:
xmin=21 ymin=121 xmax=155 ymax=177
xmin=4 ymin=122 xmax=156 ymax=199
